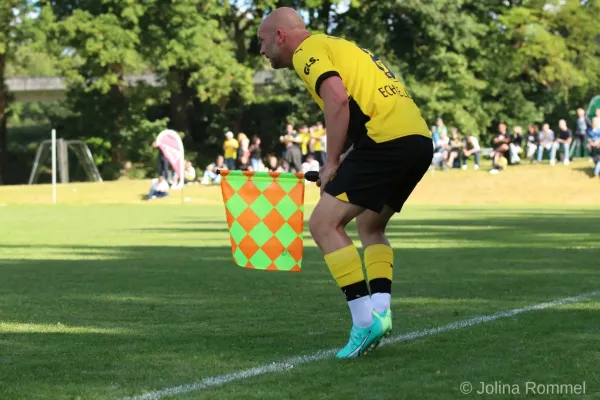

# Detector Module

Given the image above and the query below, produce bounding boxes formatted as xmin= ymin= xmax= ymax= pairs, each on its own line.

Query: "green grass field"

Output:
xmin=1 ymin=161 xmax=599 ymax=399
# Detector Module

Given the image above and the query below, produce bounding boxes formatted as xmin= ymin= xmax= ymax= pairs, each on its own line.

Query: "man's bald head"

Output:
xmin=258 ymin=7 xmax=310 ymax=69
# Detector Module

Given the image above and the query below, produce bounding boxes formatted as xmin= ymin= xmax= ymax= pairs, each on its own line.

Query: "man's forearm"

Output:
xmin=323 ymin=100 xmax=349 ymax=165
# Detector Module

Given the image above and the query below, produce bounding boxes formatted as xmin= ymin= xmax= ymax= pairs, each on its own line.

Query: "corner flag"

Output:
xmin=219 ymin=170 xmax=307 ymax=272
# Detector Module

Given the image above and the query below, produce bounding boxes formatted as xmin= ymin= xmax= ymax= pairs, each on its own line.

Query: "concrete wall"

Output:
xmin=6 ymin=71 xmax=277 ymax=103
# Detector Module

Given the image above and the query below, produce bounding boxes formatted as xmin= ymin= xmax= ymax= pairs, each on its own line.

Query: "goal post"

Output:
xmin=28 ymin=130 xmax=103 ymax=199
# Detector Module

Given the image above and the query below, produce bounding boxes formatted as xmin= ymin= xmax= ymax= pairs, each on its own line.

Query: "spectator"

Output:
xmin=280 ymin=128 xmax=303 ymax=172
xmin=588 ymin=117 xmax=600 ymax=177
xmin=432 ymin=129 xmax=449 ymax=169
xmin=509 ymin=126 xmax=524 ymax=164
xmin=223 ymin=131 xmax=239 ymax=170
xmin=238 ymin=154 xmax=252 ymax=171
xmin=525 ymin=124 xmax=539 ymax=162
xmin=572 ymin=108 xmax=591 ymax=158
xmin=152 ymin=141 xmax=172 ymax=181
xmin=200 ymin=155 xmax=227 ymax=185
xmin=313 ymin=122 xmax=326 ymax=166
xmin=249 ymin=135 xmax=262 ymax=172
xmin=301 ymin=154 xmax=320 ymax=173
xmin=173 ymin=160 xmax=196 ymax=184
xmin=266 ymin=155 xmax=285 ymax=172
xmin=236 ymin=133 xmax=250 ymax=168
xmin=444 ymin=127 xmax=462 ymax=170
xmin=298 ymin=126 xmax=312 ymax=161
xmin=147 ymin=176 xmax=169 ymax=200
xmin=490 ymin=123 xmax=510 ymax=173
xmin=537 ymin=123 xmax=556 ymax=165
xmin=461 ymin=134 xmax=481 ymax=170
xmin=555 ymin=119 xmax=572 ymax=165
xmin=282 ymin=124 xmax=296 ymax=159
xmin=433 ymin=117 xmax=447 ymax=145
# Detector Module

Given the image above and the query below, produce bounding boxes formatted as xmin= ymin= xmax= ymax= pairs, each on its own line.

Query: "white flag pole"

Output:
xmin=51 ymin=129 xmax=57 ymax=204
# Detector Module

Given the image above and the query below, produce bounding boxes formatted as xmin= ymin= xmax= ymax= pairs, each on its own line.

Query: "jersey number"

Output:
xmin=356 ymin=44 xmax=396 ymax=80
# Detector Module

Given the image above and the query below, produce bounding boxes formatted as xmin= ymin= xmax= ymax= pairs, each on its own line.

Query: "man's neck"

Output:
xmin=288 ymin=30 xmax=311 ymax=53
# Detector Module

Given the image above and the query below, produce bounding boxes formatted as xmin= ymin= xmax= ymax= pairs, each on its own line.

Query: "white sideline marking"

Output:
xmin=123 ymin=290 xmax=600 ymax=400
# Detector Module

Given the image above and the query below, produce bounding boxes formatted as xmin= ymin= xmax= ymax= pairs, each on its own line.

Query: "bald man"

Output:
xmin=258 ymin=8 xmax=432 ymax=359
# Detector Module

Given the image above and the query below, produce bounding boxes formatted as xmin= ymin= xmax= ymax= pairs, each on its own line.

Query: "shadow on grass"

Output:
xmin=0 ymin=211 xmax=599 ymax=398
xmin=134 ymin=212 xmax=600 ymax=243
xmin=574 ymin=166 xmax=597 ymax=178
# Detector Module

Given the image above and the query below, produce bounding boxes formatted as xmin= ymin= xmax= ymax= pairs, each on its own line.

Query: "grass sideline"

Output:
xmin=0 ymin=159 xmax=599 ymax=399
xmin=1 ymin=158 xmax=599 ymax=206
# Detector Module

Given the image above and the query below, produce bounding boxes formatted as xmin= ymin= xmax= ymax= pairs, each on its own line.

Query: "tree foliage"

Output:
xmin=2 ymin=0 xmax=599 ymax=183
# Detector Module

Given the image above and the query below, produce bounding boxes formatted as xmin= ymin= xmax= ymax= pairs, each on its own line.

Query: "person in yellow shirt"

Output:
xmin=223 ymin=131 xmax=239 ymax=170
xmin=297 ymin=125 xmax=312 ymax=161
xmin=312 ymin=121 xmax=326 ymax=165
xmin=258 ymin=7 xmax=433 ymax=359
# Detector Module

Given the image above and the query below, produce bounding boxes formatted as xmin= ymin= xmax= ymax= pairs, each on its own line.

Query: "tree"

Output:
xmin=139 ymin=0 xmax=255 ymax=149
xmin=0 ymin=1 xmax=48 ymax=184
xmin=45 ymin=1 xmax=168 ymax=178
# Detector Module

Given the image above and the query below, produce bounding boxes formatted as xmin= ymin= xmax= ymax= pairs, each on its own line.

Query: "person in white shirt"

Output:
xmin=301 ymin=154 xmax=320 ymax=174
xmin=461 ymin=135 xmax=481 ymax=170
xmin=536 ymin=123 xmax=556 ymax=164
xmin=147 ymin=176 xmax=170 ymax=200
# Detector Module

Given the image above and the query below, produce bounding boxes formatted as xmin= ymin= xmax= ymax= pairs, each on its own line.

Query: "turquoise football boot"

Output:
xmin=336 ymin=313 xmax=387 ymax=359
xmin=368 ymin=309 xmax=393 ymax=352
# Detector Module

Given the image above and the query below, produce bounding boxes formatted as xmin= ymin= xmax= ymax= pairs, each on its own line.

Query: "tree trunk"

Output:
xmin=0 ymin=52 xmax=7 ymax=185
xmin=168 ymin=68 xmax=194 ymax=145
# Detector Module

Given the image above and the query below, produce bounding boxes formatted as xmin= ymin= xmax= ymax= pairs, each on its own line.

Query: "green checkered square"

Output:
xmin=249 ymin=194 xmax=272 ymax=220
xmin=248 ymin=221 xmax=273 ymax=247
xmin=275 ymin=223 xmax=298 ymax=248
xmin=274 ymin=196 xmax=298 ymax=220
xmin=225 ymin=192 xmax=247 ymax=219
xmin=249 ymin=249 xmax=272 ymax=268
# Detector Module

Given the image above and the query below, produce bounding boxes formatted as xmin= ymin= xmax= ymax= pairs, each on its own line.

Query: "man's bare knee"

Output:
xmin=309 ymin=194 xmax=364 ymax=251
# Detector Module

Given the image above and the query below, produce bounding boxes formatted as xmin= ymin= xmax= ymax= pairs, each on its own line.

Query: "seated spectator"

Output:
xmin=444 ymin=128 xmax=462 ymax=170
xmin=171 ymin=160 xmax=197 ymax=185
xmin=184 ymin=160 xmax=196 ymax=184
xmin=200 ymin=155 xmax=227 ymax=185
xmin=266 ymin=155 xmax=285 ymax=172
xmin=301 ymin=154 xmax=320 ymax=173
xmin=238 ymin=154 xmax=252 ymax=171
xmin=537 ymin=123 xmax=557 ymax=165
xmin=509 ymin=126 xmax=524 ymax=164
xmin=147 ymin=176 xmax=169 ymax=200
xmin=588 ymin=117 xmax=600 ymax=177
xmin=490 ymin=123 xmax=510 ymax=174
xmin=555 ymin=119 xmax=572 ymax=165
xmin=525 ymin=124 xmax=539 ymax=162
xmin=461 ymin=134 xmax=481 ymax=170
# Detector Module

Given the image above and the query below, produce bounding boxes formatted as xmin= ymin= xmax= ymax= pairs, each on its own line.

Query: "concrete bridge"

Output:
xmin=6 ymin=71 xmax=277 ymax=102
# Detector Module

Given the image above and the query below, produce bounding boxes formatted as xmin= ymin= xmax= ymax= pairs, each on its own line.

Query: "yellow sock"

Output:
xmin=324 ymin=244 xmax=369 ymax=301
xmin=365 ymin=244 xmax=393 ymax=293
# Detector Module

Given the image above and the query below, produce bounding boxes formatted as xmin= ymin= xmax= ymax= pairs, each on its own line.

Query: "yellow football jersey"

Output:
xmin=312 ymin=128 xmax=325 ymax=151
xmin=292 ymin=34 xmax=430 ymax=145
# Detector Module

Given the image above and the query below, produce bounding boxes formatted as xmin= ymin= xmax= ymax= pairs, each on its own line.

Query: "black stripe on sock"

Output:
xmin=369 ymin=278 xmax=391 ymax=294
xmin=341 ymin=280 xmax=370 ymax=301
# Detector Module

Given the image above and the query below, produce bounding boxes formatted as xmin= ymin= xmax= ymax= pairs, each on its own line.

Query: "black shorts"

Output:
xmin=324 ymin=134 xmax=433 ymax=213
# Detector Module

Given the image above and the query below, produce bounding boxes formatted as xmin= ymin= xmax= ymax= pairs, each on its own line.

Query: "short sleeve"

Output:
xmin=292 ymin=40 xmax=340 ymax=97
